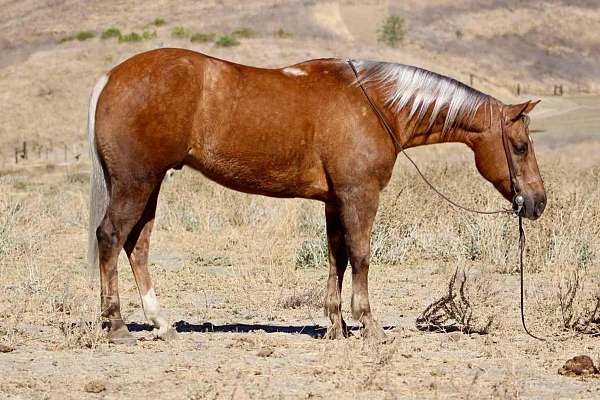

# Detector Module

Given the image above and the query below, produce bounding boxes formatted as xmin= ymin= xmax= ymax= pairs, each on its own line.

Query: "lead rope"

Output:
xmin=519 ymin=215 xmax=545 ymax=341
xmin=346 ymin=60 xmax=544 ymax=341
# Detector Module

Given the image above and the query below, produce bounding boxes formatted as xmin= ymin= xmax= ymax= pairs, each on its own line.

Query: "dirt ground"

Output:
xmin=1 ymin=1 xmax=600 ymax=399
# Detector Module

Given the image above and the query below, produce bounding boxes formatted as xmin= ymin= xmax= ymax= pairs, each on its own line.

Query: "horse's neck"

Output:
xmin=395 ymin=113 xmax=472 ymax=149
xmin=393 ymin=98 xmax=495 ymax=150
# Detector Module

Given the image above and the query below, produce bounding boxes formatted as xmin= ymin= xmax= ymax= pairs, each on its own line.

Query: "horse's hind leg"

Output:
xmin=124 ymin=182 xmax=173 ymax=340
xmin=98 ymin=180 xmax=157 ymax=345
xmin=323 ymin=203 xmax=349 ymax=339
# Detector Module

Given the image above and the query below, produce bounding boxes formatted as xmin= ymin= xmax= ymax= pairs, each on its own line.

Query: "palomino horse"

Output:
xmin=88 ymin=49 xmax=546 ymax=343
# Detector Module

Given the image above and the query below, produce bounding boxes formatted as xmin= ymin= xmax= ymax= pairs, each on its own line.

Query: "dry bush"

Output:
xmin=416 ymin=267 xmax=499 ymax=334
xmin=558 ymin=268 xmax=600 ymax=335
xmin=279 ymin=285 xmax=324 ymax=310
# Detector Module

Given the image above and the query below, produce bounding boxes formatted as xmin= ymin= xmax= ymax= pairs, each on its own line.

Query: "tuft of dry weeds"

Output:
xmin=558 ymin=268 xmax=600 ymax=335
xmin=416 ymin=266 xmax=499 ymax=334
xmin=279 ymin=285 xmax=324 ymax=310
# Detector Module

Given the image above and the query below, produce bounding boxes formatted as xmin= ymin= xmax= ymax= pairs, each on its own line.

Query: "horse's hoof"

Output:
xmin=154 ymin=327 xmax=177 ymax=342
xmin=108 ymin=326 xmax=137 ymax=346
xmin=323 ymin=322 xmax=348 ymax=340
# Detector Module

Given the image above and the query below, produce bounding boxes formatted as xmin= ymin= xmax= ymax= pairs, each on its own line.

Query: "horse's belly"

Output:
xmin=184 ymin=147 xmax=329 ymax=200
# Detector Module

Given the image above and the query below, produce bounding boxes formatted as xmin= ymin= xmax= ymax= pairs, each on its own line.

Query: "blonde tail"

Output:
xmin=87 ymin=74 xmax=110 ymax=273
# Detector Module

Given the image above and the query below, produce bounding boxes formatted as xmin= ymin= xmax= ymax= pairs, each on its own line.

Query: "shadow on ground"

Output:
xmin=127 ymin=320 xmax=396 ymax=339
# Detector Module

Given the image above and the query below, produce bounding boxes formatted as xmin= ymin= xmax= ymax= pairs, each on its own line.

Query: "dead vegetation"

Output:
xmin=558 ymin=268 xmax=600 ymax=335
xmin=279 ymin=285 xmax=324 ymax=310
xmin=416 ymin=267 xmax=499 ymax=334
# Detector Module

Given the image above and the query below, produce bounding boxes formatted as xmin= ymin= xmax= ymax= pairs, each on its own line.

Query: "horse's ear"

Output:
xmin=505 ymin=100 xmax=540 ymax=122
xmin=522 ymin=100 xmax=540 ymax=114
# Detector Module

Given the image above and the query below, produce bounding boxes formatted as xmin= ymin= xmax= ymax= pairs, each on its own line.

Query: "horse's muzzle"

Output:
xmin=515 ymin=192 xmax=546 ymax=220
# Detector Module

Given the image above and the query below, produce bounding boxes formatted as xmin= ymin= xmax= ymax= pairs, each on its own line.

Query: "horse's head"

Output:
xmin=472 ymin=100 xmax=546 ymax=220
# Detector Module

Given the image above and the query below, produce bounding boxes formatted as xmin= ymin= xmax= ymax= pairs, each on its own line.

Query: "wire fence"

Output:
xmin=0 ymin=140 xmax=89 ymax=170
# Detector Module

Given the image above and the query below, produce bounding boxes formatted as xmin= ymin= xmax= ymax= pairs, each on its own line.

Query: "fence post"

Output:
xmin=64 ymin=144 xmax=68 ymax=162
xmin=22 ymin=141 xmax=27 ymax=161
xmin=516 ymin=83 xmax=520 ymax=96
xmin=469 ymin=73 xmax=474 ymax=87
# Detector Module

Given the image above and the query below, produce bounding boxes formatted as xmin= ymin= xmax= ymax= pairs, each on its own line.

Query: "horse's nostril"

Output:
xmin=535 ymin=201 xmax=546 ymax=217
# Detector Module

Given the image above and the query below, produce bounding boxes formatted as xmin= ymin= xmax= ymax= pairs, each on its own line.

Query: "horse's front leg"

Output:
xmin=323 ymin=203 xmax=349 ymax=339
xmin=339 ymin=187 xmax=385 ymax=340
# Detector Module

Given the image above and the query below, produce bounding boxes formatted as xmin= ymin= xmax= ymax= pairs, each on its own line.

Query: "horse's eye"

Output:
xmin=514 ymin=142 xmax=528 ymax=155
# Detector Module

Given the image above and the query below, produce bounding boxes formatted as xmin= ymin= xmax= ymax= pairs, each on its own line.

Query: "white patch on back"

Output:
xmin=282 ymin=67 xmax=307 ymax=77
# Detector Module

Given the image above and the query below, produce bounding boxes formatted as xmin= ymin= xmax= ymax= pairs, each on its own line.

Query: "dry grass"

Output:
xmin=1 ymin=138 xmax=600 ymax=399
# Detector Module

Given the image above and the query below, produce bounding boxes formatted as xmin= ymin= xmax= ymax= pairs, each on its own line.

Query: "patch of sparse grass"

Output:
xmin=141 ymin=30 xmax=157 ymax=40
xmin=153 ymin=18 xmax=166 ymax=27
xmin=75 ymin=31 xmax=96 ymax=41
xmin=118 ymin=30 xmax=156 ymax=43
xmin=190 ymin=32 xmax=216 ymax=43
xmin=215 ymin=35 xmax=240 ymax=47
xmin=232 ymin=27 xmax=256 ymax=39
xmin=279 ymin=285 xmax=324 ymax=309
xmin=119 ymin=32 xmax=142 ymax=43
xmin=295 ymin=235 xmax=327 ymax=269
xmin=273 ymin=28 xmax=293 ymax=38
xmin=58 ymin=30 xmax=96 ymax=44
xmin=377 ymin=15 xmax=405 ymax=47
xmin=171 ymin=26 xmax=192 ymax=39
xmin=117 ymin=30 xmax=156 ymax=43
xmin=58 ymin=36 xmax=74 ymax=44
xmin=100 ymin=27 xmax=121 ymax=40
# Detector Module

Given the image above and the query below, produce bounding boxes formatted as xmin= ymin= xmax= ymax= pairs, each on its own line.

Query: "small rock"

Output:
xmin=0 ymin=344 xmax=14 ymax=353
xmin=558 ymin=355 xmax=599 ymax=376
xmin=84 ymin=380 xmax=106 ymax=393
xmin=257 ymin=347 xmax=274 ymax=357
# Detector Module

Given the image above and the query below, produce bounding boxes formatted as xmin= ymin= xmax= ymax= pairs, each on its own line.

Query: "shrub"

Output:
xmin=75 ymin=31 xmax=96 ymax=41
xmin=101 ymin=27 xmax=121 ymax=40
xmin=377 ymin=15 xmax=405 ymax=47
xmin=232 ymin=27 xmax=256 ymax=38
xmin=119 ymin=32 xmax=142 ymax=43
xmin=295 ymin=235 xmax=328 ymax=269
xmin=141 ymin=30 xmax=157 ymax=40
xmin=171 ymin=26 xmax=191 ymax=39
xmin=416 ymin=267 xmax=498 ymax=334
xmin=190 ymin=32 xmax=216 ymax=43
xmin=58 ymin=36 xmax=74 ymax=44
xmin=215 ymin=35 xmax=240 ymax=47
xmin=273 ymin=28 xmax=293 ymax=38
xmin=153 ymin=18 xmax=166 ymax=27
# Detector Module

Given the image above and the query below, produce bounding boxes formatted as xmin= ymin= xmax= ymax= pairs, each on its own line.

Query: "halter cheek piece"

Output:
xmin=500 ymin=114 xmax=525 ymax=214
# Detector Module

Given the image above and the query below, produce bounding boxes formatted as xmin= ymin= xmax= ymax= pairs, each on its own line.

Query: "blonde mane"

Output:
xmin=353 ymin=60 xmax=490 ymax=133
